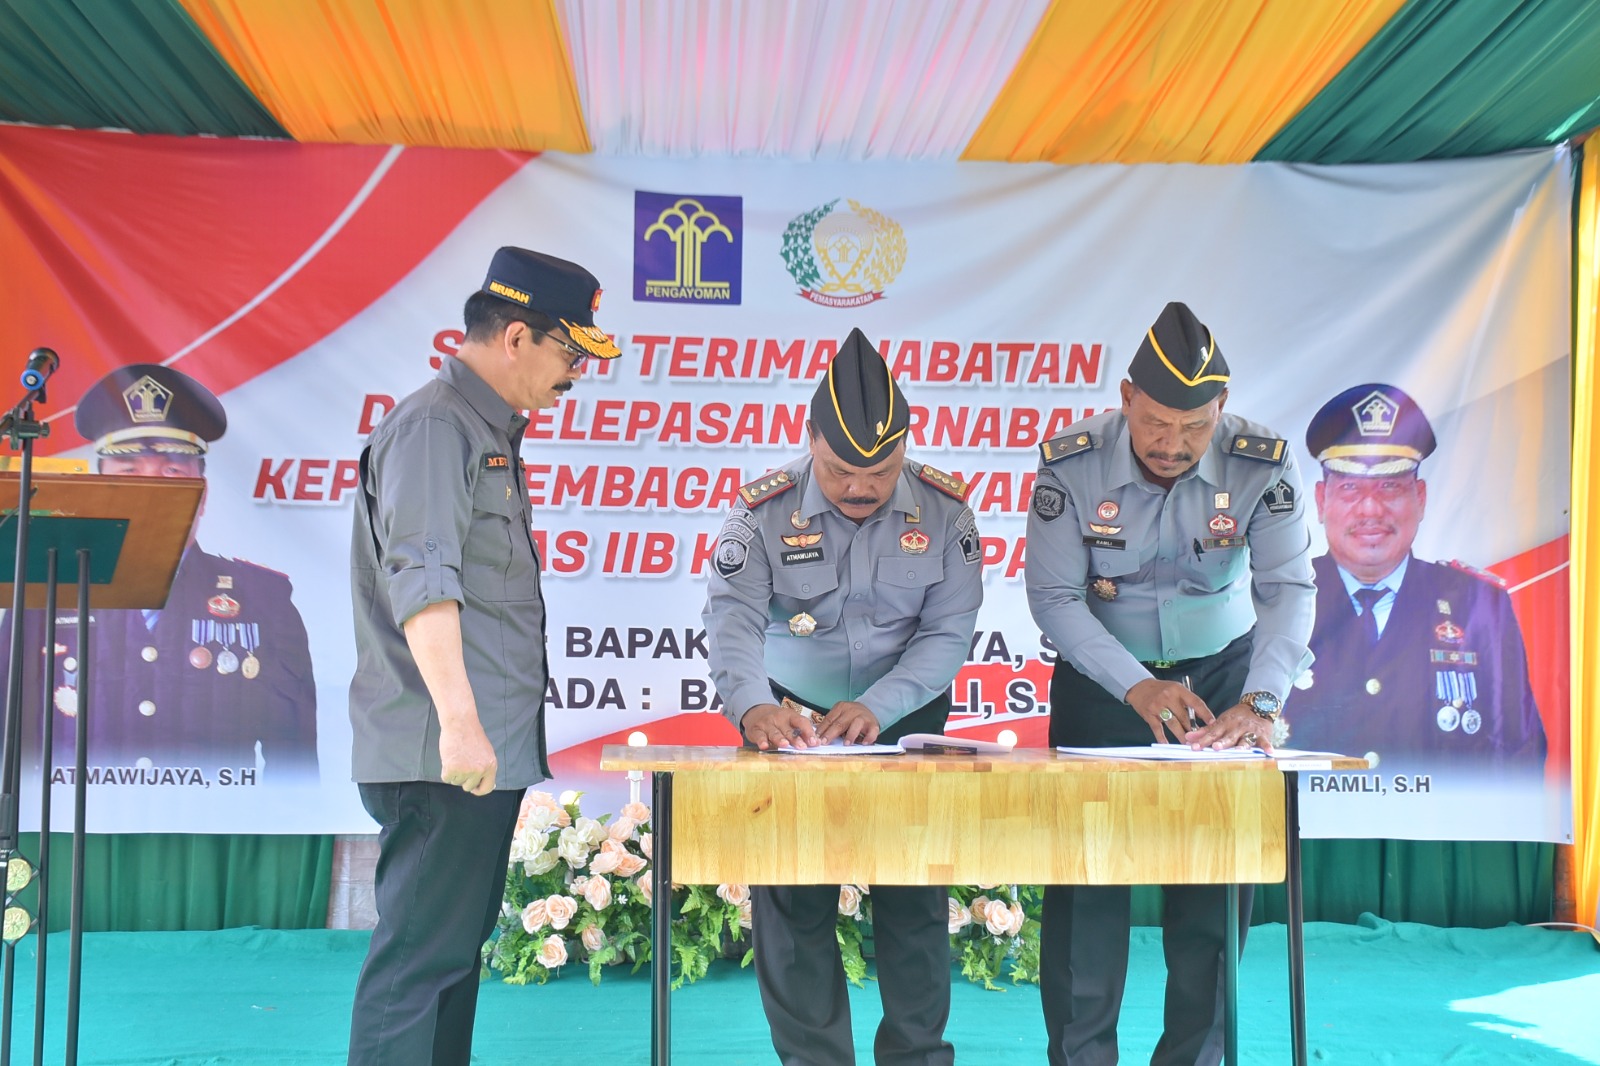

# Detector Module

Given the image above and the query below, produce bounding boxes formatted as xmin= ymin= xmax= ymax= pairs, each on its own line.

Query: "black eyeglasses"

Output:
xmin=534 ymin=330 xmax=590 ymax=370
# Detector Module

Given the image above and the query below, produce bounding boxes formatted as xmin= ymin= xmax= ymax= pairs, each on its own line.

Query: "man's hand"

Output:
xmin=1183 ymin=704 xmax=1275 ymax=752
xmin=1125 ymin=678 xmax=1214 ymax=744
xmin=817 ymin=700 xmax=881 ymax=745
xmin=440 ymin=721 xmax=498 ymax=795
xmin=741 ymin=702 xmax=820 ymax=751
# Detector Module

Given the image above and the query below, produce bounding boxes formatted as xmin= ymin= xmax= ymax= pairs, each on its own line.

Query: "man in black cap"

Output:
xmin=703 ymin=326 xmax=983 ymax=1065
xmin=1025 ymin=301 xmax=1316 ymax=1066
xmin=5 ymin=364 xmax=318 ymax=782
xmin=1285 ymin=383 xmax=1546 ymax=770
xmin=346 ymin=246 xmax=619 ymax=1066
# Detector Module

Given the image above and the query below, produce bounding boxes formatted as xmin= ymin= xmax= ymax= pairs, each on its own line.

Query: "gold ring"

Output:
xmin=1243 ymin=732 xmax=1259 ymax=746
xmin=1158 ymin=708 xmax=1174 ymax=722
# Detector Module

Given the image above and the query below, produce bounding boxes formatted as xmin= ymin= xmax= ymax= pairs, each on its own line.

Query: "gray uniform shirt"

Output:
xmin=704 ymin=457 xmax=984 ymax=729
xmin=1025 ymin=409 xmax=1315 ymax=703
xmin=349 ymin=357 xmax=549 ymax=787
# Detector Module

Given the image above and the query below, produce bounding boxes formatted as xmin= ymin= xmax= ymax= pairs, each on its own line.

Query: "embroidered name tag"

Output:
xmin=1082 ymin=536 xmax=1125 ymax=551
xmin=483 ymin=453 xmax=510 ymax=469
xmin=781 ymin=548 xmax=825 ymax=566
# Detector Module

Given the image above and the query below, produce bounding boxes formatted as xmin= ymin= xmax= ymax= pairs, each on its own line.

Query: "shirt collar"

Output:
xmin=1105 ymin=414 xmax=1226 ymax=490
xmin=439 ymin=356 xmax=528 ymax=442
xmin=1335 ymin=554 xmax=1411 ymax=599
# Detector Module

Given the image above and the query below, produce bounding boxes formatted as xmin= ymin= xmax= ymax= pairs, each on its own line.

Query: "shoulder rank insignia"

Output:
xmin=737 ymin=470 xmax=797 ymax=508
xmin=1446 ymin=559 xmax=1510 ymax=589
xmin=915 ymin=462 xmax=969 ymax=502
xmin=1229 ymin=435 xmax=1287 ymax=464
xmin=1040 ymin=432 xmax=1094 ymax=465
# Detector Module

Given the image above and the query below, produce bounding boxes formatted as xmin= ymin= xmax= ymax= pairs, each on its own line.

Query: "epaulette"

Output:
xmin=737 ymin=470 xmax=797 ymax=508
xmin=1447 ymin=559 xmax=1510 ymax=589
xmin=1228 ymin=434 xmax=1287 ymax=464
xmin=915 ymin=462 xmax=969 ymax=502
xmin=1039 ymin=431 xmax=1094 ymax=464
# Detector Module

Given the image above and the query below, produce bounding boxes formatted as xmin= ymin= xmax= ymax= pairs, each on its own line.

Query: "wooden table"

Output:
xmin=601 ymin=745 xmax=1366 ymax=1066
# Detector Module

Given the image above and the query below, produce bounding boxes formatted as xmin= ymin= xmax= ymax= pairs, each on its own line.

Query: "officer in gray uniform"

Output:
xmin=1025 ymin=301 xmax=1315 ymax=1066
xmin=6 ymin=364 xmax=317 ymax=782
xmin=1286 ymin=383 xmax=1546 ymax=771
xmin=704 ymin=327 xmax=983 ymax=1066
xmin=346 ymin=246 xmax=620 ymax=1066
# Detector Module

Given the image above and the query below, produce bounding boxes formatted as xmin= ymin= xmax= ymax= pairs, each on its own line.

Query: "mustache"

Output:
xmin=1146 ymin=451 xmax=1192 ymax=465
xmin=841 ymin=496 xmax=880 ymax=507
xmin=554 ymin=381 xmax=574 ymax=393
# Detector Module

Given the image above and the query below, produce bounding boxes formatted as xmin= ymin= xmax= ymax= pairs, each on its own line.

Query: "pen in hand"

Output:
xmin=1182 ymin=675 xmax=1198 ymax=730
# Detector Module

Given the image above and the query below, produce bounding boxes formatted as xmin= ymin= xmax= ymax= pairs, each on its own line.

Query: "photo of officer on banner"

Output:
xmin=1283 ymin=383 xmax=1547 ymax=772
xmin=1 ymin=364 xmax=319 ymax=785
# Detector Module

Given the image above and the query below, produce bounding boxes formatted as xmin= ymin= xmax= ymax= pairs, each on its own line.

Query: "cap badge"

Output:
xmin=122 ymin=375 xmax=174 ymax=424
xmin=899 ymin=529 xmax=930 ymax=555
xmin=1352 ymin=390 xmax=1400 ymax=437
xmin=1097 ymin=501 xmax=1119 ymax=521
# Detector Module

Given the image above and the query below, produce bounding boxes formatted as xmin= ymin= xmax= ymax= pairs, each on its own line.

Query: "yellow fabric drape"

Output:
xmin=1575 ymin=143 xmax=1600 ymax=939
xmin=963 ymin=0 xmax=1403 ymax=165
xmin=178 ymin=0 xmax=590 ymax=152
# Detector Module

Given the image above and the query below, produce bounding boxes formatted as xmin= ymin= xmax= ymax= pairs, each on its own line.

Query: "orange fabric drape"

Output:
xmin=1574 ymin=142 xmax=1600 ymax=938
xmin=178 ymin=0 xmax=590 ymax=152
xmin=963 ymin=0 xmax=1403 ymax=164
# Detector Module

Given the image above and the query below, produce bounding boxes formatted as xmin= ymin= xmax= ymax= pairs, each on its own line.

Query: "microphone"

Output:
xmin=20 ymin=348 xmax=58 ymax=390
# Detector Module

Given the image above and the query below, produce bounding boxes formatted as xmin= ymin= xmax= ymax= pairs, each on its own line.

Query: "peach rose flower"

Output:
xmin=948 ymin=898 xmax=972 ymax=934
xmin=581 ymin=925 xmax=607 ymax=954
xmin=588 ymin=838 xmax=627 ymax=875
xmin=968 ymin=896 xmax=991 ymax=924
xmin=640 ymin=833 xmax=652 ymax=860
xmin=716 ymin=883 xmax=751 ymax=907
xmin=608 ymin=816 xmax=638 ymax=841
xmin=581 ymin=875 xmax=613 ymax=911
xmin=520 ymin=898 xmax=549 ymax=935
xmin=545 ymin=894 xmax=578 ymax=931
xmin=636 ymin=874 xmax=653 ymax=906
xmin=738 ymin=899 xmax=754 ymax=930
xmin=838 ymin=884 xmax=864 ymax=919
xmin=614 ymin=853 xmax=648 ymax=878
xmin=985 ymin=900 xmax=1025 ymax=937
xmin=538 ymin=934 xmax=567 ymax=969
xmin=621 ymin=801 xmax=650 ymax=824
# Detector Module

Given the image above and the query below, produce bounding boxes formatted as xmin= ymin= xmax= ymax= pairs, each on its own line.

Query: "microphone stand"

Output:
xmin=0 ymin=373 xmax=77 ymax=1066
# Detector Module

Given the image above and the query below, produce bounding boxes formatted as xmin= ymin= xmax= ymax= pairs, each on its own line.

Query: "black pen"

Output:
xmin=1192 ymin=537 xmax=1204 ymax=559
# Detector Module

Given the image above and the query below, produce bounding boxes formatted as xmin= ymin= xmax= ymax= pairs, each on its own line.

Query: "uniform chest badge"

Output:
xmin=1208 ymin=514 xmax=1236 ymax=536
xmin=1434 ymin=621 xmax=1464 ymax=645
xmin=1214 ymin=492 xmax=1230 ymax=509
xmin=791 ymin=510 xmax=810 ymax=530
xmin=1088 ymin=522 xmax=1122 ymax=535
xmin=1091 ymin=577 xmax=1118 ymax=601
xmin=788 ymin=613 xmax=817 ymax=637
xmin=900 ymin=529 xmax=930 ymax=555
xmin=782 ymin=533 xmax=822 ymax=548
xmin=207 ymin=593 xmax=240 ymax=619
xmin=1097 ymin=500 xmax=1119 ymax=521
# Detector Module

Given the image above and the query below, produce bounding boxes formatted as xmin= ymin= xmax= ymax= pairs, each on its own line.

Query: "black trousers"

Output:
xmin=751 ymin=689 xmax=954 ymax=1066
xmin=1042 ymin=635 xmax=1255 ymax=1066
xmin=348 ymin=781 xmax=525 ymax=1066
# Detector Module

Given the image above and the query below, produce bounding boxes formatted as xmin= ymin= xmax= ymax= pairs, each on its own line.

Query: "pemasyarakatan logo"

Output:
xmin=634 ymin=192 xmax=742 ymax=305
xmin=780 ymin=198 xmax=906 ymax=308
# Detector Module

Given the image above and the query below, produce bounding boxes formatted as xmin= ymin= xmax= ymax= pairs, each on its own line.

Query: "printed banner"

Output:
xmin=0 ymin=127 xmax=1572 ymax=841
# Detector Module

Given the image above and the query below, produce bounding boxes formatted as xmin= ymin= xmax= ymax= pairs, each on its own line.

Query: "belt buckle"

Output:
xmin=1147 ymin=659 xmax=1177 ymax=670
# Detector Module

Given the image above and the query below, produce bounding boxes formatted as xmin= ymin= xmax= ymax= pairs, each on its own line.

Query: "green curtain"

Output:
xmin=1135 ymin=840 xmax=1554 ymax=928
xmin=14 ymin=832 xmax=332 ymax=932
xmin=1257 ymin=0 xmax=1600 ymax=163
xmin=7 ymin=834 xmax=1552 ymax=934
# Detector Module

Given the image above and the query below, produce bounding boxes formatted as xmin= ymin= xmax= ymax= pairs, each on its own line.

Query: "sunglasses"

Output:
xmin=533 ymin=330 xmax=590 ymax=370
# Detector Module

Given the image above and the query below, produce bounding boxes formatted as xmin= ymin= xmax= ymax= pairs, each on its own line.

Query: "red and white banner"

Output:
xmin=0 ymin=127 xmax=1571 ymax=840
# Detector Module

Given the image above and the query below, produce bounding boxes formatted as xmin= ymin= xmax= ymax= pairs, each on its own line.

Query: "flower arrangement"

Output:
xmin=487 ymin=792 xmax=1042 ymax=991
xmin=947 ymin=884 xmax=1043 ymax=990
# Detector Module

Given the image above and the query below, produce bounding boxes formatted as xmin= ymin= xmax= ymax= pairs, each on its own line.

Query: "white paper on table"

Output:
xmin=773 ymin=739 xmax=905 ymax=756
xmin=1055 ymin=744 xmax=1268 ymax=761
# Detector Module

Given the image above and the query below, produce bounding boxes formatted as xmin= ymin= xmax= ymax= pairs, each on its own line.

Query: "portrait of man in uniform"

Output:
xmin=4 ymin=364 xmax=319 ymax=783
xmin=1284 ymin=382 xmax=1547 ymax=771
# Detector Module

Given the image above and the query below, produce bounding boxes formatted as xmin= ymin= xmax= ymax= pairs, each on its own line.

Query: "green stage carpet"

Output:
xmin=2 ymin=917 xmax=1596 ymax=1063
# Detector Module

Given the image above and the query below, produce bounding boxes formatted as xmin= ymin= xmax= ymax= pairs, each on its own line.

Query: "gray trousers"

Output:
xmin=752 ymin=883 xmax=954 ymax=1065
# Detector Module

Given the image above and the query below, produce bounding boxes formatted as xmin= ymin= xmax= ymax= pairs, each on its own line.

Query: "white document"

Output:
xmin=775 ymin=733 xmax=1015 ymax=756
xmin=1055 ymin=744 xmax=1268 ymax=761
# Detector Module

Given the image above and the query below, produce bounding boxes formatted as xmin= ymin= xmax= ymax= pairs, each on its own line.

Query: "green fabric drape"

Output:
xmin=14 ymin=832 xmax=332 ymax=932
xmin=0 ymin=0 xmax=285 ymax=136
xmin=1132 ymin=839 xmax=1554 ymax=928
xmin=6 ymin=834 xmax=1550 ymax=933
xmin=1258 ymin=0 xmax=1600 ymax=163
